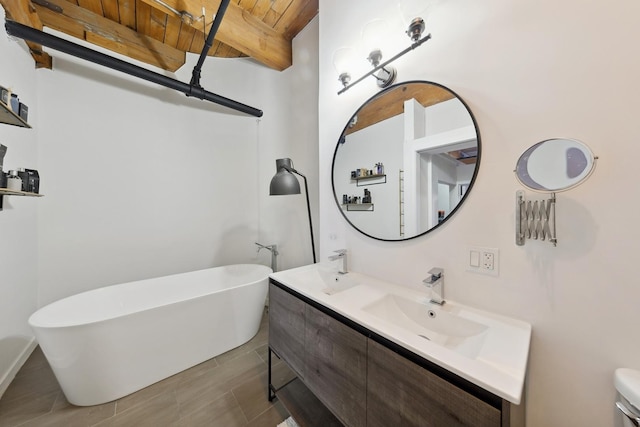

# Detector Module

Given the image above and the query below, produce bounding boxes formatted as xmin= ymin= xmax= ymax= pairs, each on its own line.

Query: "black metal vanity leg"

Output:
xmin=268 ymin=346 xmax=275 ymax=402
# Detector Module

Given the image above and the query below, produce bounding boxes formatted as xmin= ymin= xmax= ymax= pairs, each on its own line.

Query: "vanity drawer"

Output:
xmin=367 ymin=339 xmax=501 ymax=427
xmin=305 ymin=304 xmax=367 ymax=427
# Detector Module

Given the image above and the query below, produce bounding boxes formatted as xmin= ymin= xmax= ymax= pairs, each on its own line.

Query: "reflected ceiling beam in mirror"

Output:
xmin=345 ymin=82 xmax=455 ymax=135
xmin=445 ymin=149 xmax=478 ymax=165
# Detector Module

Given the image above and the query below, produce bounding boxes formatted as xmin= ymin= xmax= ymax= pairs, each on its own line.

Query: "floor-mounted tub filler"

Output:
xmin=29 ymin=264 xmax=271 ymax=406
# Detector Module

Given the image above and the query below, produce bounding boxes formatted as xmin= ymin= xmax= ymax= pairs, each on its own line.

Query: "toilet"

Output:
xmin=615 ymin=368 xmax=640 ymax=426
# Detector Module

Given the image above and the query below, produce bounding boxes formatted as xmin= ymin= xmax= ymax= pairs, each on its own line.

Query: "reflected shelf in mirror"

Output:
xmin=353 ymin=174 xmax=387 ymax=186
xmin=344 ymin=203 xmax=374 ymax=211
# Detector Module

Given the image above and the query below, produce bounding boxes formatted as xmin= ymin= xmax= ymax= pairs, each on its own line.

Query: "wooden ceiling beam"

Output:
xmin=138 ymin=0 xmax=292 ymax=71
xmin=0 ymin=0 xmax=53 ymax=68
xmin=275 ymin=0 xmax=318 ymax=40
xmin=33 ymin=0 xmax=186 ymax=72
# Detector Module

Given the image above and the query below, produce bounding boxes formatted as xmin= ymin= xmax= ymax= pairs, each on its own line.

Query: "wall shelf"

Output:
xmin=352 ymin=174 xmax=386 ymax=186
xmin=0 ymin=188 xmax=43 ymax=211
xmin=343 ymin=203 xmax=374 ymax=211
xmin=0 ymin=102 xmax=30 ymax=128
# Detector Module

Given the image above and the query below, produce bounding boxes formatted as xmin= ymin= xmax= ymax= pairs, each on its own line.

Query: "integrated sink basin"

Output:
xmin=269 ymin=263 xmax=532 ymax=404
xmin=363 ymin=294 xmax=489 ymax=358
xmin=272 ymin=263 xmax=360 ymax=296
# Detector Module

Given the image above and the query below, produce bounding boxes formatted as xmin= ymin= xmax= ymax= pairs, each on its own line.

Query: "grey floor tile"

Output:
xmin=93 ymin=391 xmax=180 ymax=427
xmin=18 ymin=396 xmax=115 ymax=427
xmin=215 ymin=328 xmax=269 ymax=366
xmin=233 ymin=361 xmax=296 ymax=422
xmin=177 ymin=392 xmax=247 ymax=427
xmin=245 ymin=401 xmax=289 ymax=427
xmin=115 ymin=372 xmax=181 ymax=414
xmin=0 ymin=390 xmax=59 ymax=427
xmin=176 ymin=352 xmax=264 ymax=417
xmin=1 ymin=363 xmax=59 ymax=405
xmin=13 ymin=347 xmax=48 ymax=378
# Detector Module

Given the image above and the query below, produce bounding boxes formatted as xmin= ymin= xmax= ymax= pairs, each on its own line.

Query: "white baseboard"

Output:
xmin=0 ymin=336 xmax=37 ymax=399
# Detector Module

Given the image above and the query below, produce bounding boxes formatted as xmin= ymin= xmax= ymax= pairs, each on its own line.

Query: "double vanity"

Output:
xmin=267 ymin=78 xmax=537 ymax=426
xmin=268 ymin=263 xmax=531 ymax=427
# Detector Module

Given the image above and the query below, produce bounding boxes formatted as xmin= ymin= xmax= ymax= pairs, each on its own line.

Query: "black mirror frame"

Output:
xmin=331 ymin=80 xmax=483 ymax=241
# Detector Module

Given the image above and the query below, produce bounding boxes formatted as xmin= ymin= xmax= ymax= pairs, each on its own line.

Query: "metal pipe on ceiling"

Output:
xmin=4 ymin=20 xmax=263 ymax=118
xmin=190 ymin=0 xmax=230 ymax=89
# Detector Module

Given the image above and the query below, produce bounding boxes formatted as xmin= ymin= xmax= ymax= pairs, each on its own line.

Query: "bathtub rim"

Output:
xmin=29 ymin=263 xmax=272 ymax=329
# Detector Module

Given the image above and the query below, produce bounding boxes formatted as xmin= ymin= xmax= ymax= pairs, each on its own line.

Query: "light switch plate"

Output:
xmin=470 ymin=250 xmax=480 ymax=267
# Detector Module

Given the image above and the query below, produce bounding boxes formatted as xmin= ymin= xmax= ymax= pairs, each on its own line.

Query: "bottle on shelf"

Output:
xmin=7 ymin=170 xmax=22 ymax=191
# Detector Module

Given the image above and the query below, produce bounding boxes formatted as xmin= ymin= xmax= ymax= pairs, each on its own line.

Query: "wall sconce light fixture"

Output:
xmin=335 ymin=11 xmax=431 ymax=95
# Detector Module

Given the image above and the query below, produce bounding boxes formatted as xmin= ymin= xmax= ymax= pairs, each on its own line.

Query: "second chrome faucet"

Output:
xmin=328 ymin=249 xmax=348 ymax=274
xmin=423 ymin=267 xmax=444 ymax=305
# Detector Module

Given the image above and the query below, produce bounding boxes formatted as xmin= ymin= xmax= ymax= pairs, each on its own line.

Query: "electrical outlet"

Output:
xmin=483 ymin=252 xmax=494 ymax=270
xmin=467 ymin=246 xmax=499 ymax=276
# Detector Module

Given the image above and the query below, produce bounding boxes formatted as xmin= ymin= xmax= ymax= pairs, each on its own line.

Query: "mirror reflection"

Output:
xmin=515 ymin=138 xmax=596 ymax=192
xmin=332 ymin=81 xmax=481 ymax=241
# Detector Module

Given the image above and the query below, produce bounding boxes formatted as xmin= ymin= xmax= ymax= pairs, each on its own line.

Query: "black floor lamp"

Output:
xmin=269 ymin=158 xmax=317 ymax=264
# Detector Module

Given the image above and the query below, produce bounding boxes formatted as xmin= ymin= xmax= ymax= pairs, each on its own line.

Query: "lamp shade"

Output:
xmin=332 ymin=47 xmax=355 ymax=77
xmin=361 ymin=18 xmax=388 ymax=56
xmin=269 ymin=158 xmax=301 ymax=195
xmin=397 ymin=0 xmax=431 ymax=25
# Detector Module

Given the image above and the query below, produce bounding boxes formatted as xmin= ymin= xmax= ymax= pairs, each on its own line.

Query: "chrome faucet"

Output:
xmin=328 ymin=249 xmax=348 ymax=274
xmin=255 ymin=243 xmax=278 ymax=272
xmin=423 ymin=267 xmax=445 ymax=305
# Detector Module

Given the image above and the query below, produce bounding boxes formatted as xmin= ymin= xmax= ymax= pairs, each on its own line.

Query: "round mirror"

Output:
xmin=515 ymin=138 xmax=596 ymax=192
xmin=331 ymin=81 xmax=481 ymax=241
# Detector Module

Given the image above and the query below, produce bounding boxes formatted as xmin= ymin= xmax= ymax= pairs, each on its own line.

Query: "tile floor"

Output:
xmin=0 ymin=309 xmax=295 ymax=427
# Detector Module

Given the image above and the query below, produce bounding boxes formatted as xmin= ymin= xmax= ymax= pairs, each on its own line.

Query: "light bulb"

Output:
xmin=362 ymin=19 xmax=389 ymax=66
xmin=397 ymin=0 xmax=432 ymax=41
xmin=332 ymin=47 xmax=355 ymax=87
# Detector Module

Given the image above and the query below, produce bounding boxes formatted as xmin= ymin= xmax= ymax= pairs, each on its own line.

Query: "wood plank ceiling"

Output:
xmin=0 ymin=0 xmax=318 ymax=72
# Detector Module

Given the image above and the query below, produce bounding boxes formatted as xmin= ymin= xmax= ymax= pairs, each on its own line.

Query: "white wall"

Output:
xmin=36 ymin=52 xmax=261 ymax=304
xmin=34 ymin=18 xmax=318 ymax=304
xmin=319 ymin=1 xmax=640 ymax=426
xmin=258 ymin=17 xmax=319 ymax=270
xmin=0 ymin=9 xmax=318 ymax=394
xmin=0 ymin=7 xmax=39 ymax=395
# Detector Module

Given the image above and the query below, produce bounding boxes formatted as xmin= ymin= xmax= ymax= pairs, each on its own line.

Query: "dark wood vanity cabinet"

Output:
xmin=268 ymin=281 xmax=509 ymax=427
xmin=367 ymin=339 xmax=501 ymax=427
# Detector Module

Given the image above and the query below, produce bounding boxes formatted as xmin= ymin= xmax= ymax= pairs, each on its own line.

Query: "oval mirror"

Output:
xmin=331 ymin=81 xmax=481 ymax=241
xmin=515 ymin=138 xmax=596 ymax=192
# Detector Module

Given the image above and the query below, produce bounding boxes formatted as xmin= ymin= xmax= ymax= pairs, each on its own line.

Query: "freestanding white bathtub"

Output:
xmin=28 ymin=264 xmax=271 ymax=406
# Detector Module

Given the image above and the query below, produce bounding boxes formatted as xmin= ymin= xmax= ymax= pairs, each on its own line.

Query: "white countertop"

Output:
xmin=269 ymin=263 xmax=531 ymax=405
